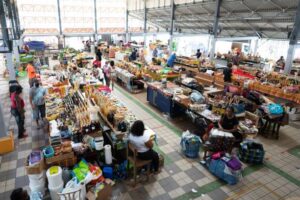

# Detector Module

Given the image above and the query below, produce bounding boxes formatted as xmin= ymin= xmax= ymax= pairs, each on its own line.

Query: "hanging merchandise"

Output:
xmin=104 ymin=145 xmax=113 ymax=165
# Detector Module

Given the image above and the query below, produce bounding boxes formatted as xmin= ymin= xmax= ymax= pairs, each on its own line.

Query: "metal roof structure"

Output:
xmin=128 ymin=0 xmax=299 ymax=39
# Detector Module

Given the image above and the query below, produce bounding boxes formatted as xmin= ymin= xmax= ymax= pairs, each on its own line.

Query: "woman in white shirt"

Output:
xmin=128 ymin=120 xmax=159 ymax=173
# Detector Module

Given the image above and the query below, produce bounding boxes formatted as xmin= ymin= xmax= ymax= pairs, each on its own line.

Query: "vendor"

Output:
xmin=96 ymin=47 xmax=102 ymax=61
xmin=129 ymin=49 xmax=137 ymax=61
xmin=167 ymin=52 xmax=176 ymax=68
xmin=276 ymin=56 xmax=285 ymax=70
xmin=223 ymin=62 xmax=233 ymax=82
xmin=195 ymin=49 xmax=202 ymax=59
xmin=128 ymin=120 xmax=159 ymax=173
xmin=218 ymin=106 xmax=243 ymax=146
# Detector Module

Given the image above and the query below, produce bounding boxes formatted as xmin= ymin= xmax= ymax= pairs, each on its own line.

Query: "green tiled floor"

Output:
xmin=1 ymin=76 xmax=300 ymax=200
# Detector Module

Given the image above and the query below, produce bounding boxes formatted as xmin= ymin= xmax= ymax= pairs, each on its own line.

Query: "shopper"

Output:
xmin=195 ymin=49 xmax=202 ymax=59
xmin=218 ymin=106 xmax=243 ymax=146
xmin=29 ymin=79 xmax=46 ymax=129
xmin=167 ymin=52 xmax=176 ymax=67
xmin=129 ymin=120 xmax=159 ymax=173
xmin=93 ymin=56 xmax=101 ymax=68
xmin=223 ymin=62 xmax=233 ymax=83
xmin=10 ymin=188 xmax=29 ymax=200
xmin=96 ymin=47 xmax=102 ymax=61
xmin=26 ymin=61 xmax=36 ymax=87
xmin=152 ymin=47 xmax=158 ymax=58
xmin=110 ymin=60 xmax=116 ymax=90
xmin=103 ymin=61 xmax=111 ymax=87
xmin=11 ymin=85 xmax=27 ymax=139
xmin=232 ymin=52 xmax=240 ymax=66
xmin=93 ymin=64 xmax=104 ymax=84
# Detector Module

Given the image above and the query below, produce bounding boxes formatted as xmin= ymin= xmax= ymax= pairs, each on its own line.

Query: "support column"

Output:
xmin=143 ymin=0 xmax=147 ymax=47
xmin=0 ymin=104 xmax=7 ymax=137
xmin=125 ymin=0 xmax=130 ymax=43
xmin=7 ymin=0 xmax=17 ymax=39
xmin=253 ymin=39 xmax=258 ymax=56
xmin=13 ymin=40 xmax=20 ymax=63
xmin=209 ymin=0 xmax=222 ymax=61
xmin=12 ymin=0 xmax=21 ymax=38
xmin=57 ymin=0 xmax=63 ymax=49
xmin=285 ymin=0 xmax=300 ymax=74
xmin=6 ymin=53 xmax=16 ymax=81
xmin=94 ymin=0 xmax=98 ymax=42
xmin=169 ymin=0 xmax=175 ymax=51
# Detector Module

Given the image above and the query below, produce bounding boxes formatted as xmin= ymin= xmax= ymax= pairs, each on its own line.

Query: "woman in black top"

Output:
xmin=223 ymin=62 xmax=233 ymax=82
xmin=218 ymin=106 xmax=243 ymax=146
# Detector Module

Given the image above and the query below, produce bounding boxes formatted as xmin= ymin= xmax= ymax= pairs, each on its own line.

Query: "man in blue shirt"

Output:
xmin=167 ymin=52 xmax=176 ymax=67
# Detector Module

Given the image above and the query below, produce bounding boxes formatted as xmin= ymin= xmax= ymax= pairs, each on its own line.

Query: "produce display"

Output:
xmin=143 ymin=65 xmax=180 ymax=81
xmin=176 ymin=56 xmax=200 ymax=68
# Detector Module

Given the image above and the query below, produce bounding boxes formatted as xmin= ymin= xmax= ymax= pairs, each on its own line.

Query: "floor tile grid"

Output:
xmin=112 ymin=85 xmax=300 ymax=200
xmin=0 ymin=78 xmax=38 ymax=199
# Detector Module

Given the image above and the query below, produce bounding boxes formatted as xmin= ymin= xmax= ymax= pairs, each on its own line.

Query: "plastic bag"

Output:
xmin=190 ymin=90 xmax=205 ymax=103
xmin=268 ymin=103 xmax=283 ymax=115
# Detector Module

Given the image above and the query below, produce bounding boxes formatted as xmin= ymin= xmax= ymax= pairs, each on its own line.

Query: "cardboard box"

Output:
xmin=25 ymin=155 xmax=45 ymax=175
xmin=45 ymin=151 xmax=76 ymax=167
xmin=0 ymin=130 xmax=14 ymax=154
xmin=96 ymin=185 xmax=112 ymax=200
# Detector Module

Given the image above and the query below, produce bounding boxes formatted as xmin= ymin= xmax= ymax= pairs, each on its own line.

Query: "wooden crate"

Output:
xmin=0 ymin=130 xmax=14 ymax=154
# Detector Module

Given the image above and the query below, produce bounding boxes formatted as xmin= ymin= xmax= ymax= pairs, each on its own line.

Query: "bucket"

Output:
xmin=49 ymin=182 xmax=64 ymax=200
xmin=46 ymin=166 xmax=63 ymax=188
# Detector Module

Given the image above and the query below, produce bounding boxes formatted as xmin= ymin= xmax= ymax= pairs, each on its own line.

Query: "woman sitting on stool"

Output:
xmin=218 ymin=106 xmax=243 ymax=146
xmin=128 ymin=120 xmax=159 ymax=173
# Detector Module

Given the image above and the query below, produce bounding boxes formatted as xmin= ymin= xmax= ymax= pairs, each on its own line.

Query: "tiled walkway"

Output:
xmin=0 ymin=76 xmax=300 ymax=200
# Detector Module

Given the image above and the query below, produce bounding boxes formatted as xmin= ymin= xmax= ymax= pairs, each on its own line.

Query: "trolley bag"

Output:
xmin=180 ymin=131 xmax=202 ymax=158
xmin=238 ymin=141 xmax=265 ymax=164
xmin=207 ymin=158 xmax=239 ymax=185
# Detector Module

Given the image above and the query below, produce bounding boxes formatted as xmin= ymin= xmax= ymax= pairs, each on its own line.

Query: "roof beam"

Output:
xmin=177 ymin=26 xmax=287 ymax=32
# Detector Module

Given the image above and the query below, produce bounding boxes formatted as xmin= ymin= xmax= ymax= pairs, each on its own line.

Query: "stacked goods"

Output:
xmin=214 ymin=73 xmax=225 ymax=89
xmin=115 ymin=61 xmax=143 ymax=78
xmin=143 ymin=65 xmax=180 ymax=81
xmin=249 ymin=80 xmax=300 ymax=103
xmin=176 ymin=56 xmax=200 ymax=68
xmin=195 ymin=72 xmax=214 ymax=86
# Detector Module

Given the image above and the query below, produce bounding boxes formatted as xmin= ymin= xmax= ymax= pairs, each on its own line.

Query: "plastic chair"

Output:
xmin=127 ymin=143 xmax=152 ymax=187
xmin=57 ymin=187 xmax=81 ymax=200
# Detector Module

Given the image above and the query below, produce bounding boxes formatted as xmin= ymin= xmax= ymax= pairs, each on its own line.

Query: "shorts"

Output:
xmin=32 ymin=104 xmax=46 ymax=120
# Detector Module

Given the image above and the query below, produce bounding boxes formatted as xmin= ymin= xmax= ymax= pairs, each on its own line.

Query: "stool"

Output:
xmin=261 ymin=117 xmax=281 ymax=139
xmin=127 ymin=143 xmax=152 ymax=187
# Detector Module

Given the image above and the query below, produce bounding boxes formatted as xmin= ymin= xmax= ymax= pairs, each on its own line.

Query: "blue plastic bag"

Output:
xmin=268 ymin=104 xmax=283 ymax=115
